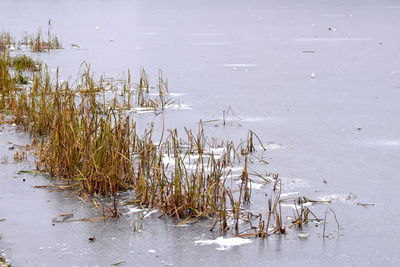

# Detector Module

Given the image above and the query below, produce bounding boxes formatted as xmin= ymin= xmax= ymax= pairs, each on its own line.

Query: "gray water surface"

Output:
xmin=1 ymin=0 xmax=400 ymax=266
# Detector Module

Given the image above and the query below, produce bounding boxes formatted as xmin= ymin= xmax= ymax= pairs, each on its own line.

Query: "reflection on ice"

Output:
xmin=295 ymin=37 xmax=370 ymax=42
xmin=186 ymin=33 xmax=228 ymax=37
xmin=364 ymin=139 xmax=400 ymax=147
xmin=221 ymin=64 xmax=257 ymax=67
xmin=374 ymin=140 xmax=400 ymax=146
xmin=190 ymin=42 xmax=231 ymax=46
xmin=319 ymin=14 xmax=347 ymax=17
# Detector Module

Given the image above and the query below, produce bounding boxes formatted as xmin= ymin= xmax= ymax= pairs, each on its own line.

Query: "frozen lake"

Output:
xmin=1 ymin=0 xmax=400 ymax=266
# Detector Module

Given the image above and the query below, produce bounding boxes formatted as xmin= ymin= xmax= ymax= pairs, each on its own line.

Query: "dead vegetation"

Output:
xmin=0 ymin=254 xmax=10 ymax=267
xmin=19 ymin=20 xmax=62 ymax=52
xmin=0 ymin=31 xmax=337 ymax=238
xmin=1 ymin=21 xmax=61 ymax=53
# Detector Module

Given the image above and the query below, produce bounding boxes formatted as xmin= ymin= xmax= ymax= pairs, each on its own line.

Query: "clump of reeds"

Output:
xmin=0 ymin=31 xmax=335 ymax=238
xmin=13 ymin=150 xmax=27 ymax=161
xmin=288 ymin=197 xmax=321 ymax=229
xmin=231 ymin=177 xmax=287 ymax=238
xmin=0 ymin=49 xmax=17 ymax=110
xmin=12 ymin=54 xmax=41 ymax=72
xmin=12 ymin=54 xmax=42 ymax=85
xmin=0 ymin=32 xmax=15 ymax=52
xmin=19 ymin=20 xmax=62 ymax=52
xmin=1 ymin=49 xmax=260 ymax=227
xmin=134 ymin=67 xmax=175 ymax=110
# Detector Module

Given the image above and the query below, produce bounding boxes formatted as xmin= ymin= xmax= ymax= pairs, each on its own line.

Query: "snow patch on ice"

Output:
xmin=126 ymin=206 xmax=158 ymax=217
xmin=281 ymin=192 xmax=299 ymax=198
xmin=194 ymin=237 xmax=252 ymax=250
xmin=318 ymin=194 xmax=348 ymax=202
xmin=127 ymin=207 xmax=146 ymax=214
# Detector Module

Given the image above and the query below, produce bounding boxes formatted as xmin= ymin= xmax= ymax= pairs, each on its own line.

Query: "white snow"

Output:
xmin=318 ymin=194 xmax=347 ymax=202
xmin=298 ymin=232 xmax=310 ymax=238
xmin=281 ymin=192 xmax=300 ymax=198
xmin=194 ymin=237 xmax=252 ymax=251
xmin=127 ymin=206 xmax=146 ymax=214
